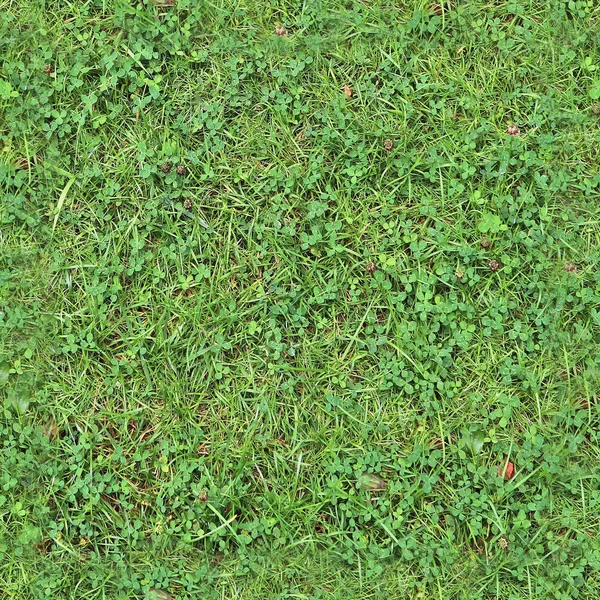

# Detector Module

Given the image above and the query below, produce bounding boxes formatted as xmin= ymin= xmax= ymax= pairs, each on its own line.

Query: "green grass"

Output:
xmin=2 ymin=0 xmax=600 ymax=598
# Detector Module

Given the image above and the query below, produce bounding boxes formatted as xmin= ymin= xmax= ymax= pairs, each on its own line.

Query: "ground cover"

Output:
xmin=2 ymin=1 xmax=600 ymax=598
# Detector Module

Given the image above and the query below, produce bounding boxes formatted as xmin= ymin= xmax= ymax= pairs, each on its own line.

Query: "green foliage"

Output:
xmin=2 ymin=0 xmax=600 ymax=598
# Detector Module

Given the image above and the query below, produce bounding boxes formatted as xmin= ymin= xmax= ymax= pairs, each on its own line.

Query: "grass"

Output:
xmin=2 ymin=0 xmax=600 ymax=598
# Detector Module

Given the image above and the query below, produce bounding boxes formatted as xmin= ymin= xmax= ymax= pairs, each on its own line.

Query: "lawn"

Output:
xmin=2 ymin=0 xmax=600 ymax=598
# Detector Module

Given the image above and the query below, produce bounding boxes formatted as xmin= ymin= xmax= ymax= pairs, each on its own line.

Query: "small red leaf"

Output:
xmin=14 ymin=158 xmax=32 ymax=170
xmin=498 ymin=460 xmax=515 ymax=480
xmin=343 ymin=84 xmax=352 ymax=99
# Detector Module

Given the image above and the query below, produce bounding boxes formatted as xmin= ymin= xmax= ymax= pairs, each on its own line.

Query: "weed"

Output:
xmin=1 ymin=0 xmax=600 ymax=598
